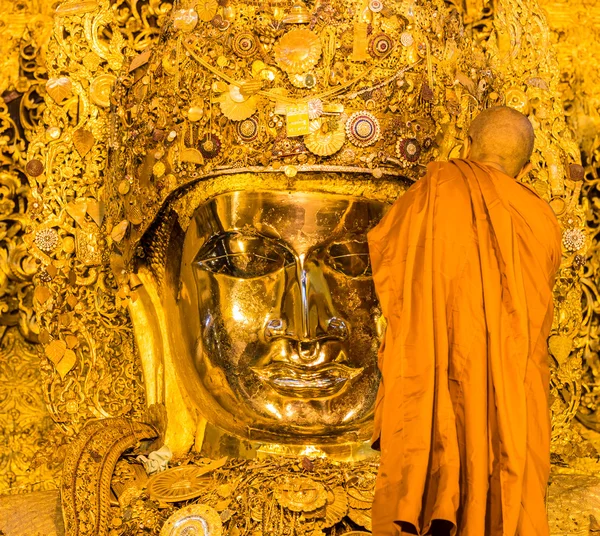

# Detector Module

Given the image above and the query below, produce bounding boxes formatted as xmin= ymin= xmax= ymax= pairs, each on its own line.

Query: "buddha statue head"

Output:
xmin=127 ymin=174 xmax=405 ymax=453
xmin=106 ymin=0 xmax=460 ymax=454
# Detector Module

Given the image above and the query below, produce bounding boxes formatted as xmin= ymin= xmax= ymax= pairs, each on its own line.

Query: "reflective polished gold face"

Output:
xmin=175 ymin=190 xmax=386 ymax=443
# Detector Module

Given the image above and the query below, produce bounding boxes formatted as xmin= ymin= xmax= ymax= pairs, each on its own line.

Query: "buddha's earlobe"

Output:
xmin=461 ymin=136 xmax=472 ymax=159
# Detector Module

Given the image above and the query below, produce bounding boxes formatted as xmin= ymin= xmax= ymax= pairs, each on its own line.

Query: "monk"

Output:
xmin=368 ymin=106 xmax=562 ymax=536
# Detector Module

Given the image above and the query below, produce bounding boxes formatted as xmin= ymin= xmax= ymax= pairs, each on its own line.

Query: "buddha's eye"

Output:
xmin=195 ymin=232 xmax=295 ymax=278
xmin=326 ymin=239 xmax=372 ymax=278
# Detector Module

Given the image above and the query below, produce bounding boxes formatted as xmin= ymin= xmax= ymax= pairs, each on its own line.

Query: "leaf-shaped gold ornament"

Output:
xmin=111 ymin=220 xmax=130 ymax=243
xmin=73 ymin=129 xmax=95 ymax=156
xmin=46 ymin=77 xmax=72 ymax=103
xmin=56 ymin=349 xmax=77 ymax=379
xmin=548 ymin=335 xmax=573 ymax=365
xmin=45 ymin=340 xmax=67 ymax=365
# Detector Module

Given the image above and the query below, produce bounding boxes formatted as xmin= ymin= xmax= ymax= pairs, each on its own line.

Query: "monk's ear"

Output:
xmin=516 ymin=161 xmax=533 ymax=181
xmin=461 ymin=136 xmax=472 ymax=159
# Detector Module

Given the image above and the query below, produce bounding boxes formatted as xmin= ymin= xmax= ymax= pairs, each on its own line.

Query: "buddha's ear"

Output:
xmin=516 ymin=161 xmax=533 ymax=181
xmin=461 ymin=136 xmax=472 ymax=159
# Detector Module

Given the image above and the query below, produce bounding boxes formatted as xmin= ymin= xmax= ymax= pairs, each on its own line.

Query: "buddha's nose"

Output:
xmin=263 ymin=257 xmax=350 ymax=354
xmin=264 ymin=316 xmax=349 ymax=342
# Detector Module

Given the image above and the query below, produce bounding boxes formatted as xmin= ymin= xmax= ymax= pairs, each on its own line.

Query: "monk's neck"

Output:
xmin=473 ymin=159 xmax=512 ymax=177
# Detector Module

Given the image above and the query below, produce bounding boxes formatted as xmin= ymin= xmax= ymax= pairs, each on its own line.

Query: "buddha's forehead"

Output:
xmin=191 ymin=190 xmax=385 ymax=248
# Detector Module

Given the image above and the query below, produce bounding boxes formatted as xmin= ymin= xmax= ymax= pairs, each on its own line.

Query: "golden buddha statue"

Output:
xmin=6 ymin=0 xmax=589 ymax=534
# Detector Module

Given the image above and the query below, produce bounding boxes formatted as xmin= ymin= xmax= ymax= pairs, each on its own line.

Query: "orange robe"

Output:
xmin=368 ymin=160 xmax=562 ymax=536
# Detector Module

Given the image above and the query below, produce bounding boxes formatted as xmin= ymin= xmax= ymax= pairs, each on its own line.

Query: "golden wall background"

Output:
xmin=0 ymin=0 xmax=599 ymax=497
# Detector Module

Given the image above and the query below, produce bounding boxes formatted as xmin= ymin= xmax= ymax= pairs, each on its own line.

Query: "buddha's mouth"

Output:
xmin=251 ymin=363 xmax=363 ymax=399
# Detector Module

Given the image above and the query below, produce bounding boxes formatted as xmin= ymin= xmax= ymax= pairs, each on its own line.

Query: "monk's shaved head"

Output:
xmin=467 ymin=106 xmax=535 ymax=178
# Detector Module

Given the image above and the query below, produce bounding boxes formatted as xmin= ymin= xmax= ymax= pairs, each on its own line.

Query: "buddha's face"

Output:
xmin=176 ymin=190 xmax=386 ymax=442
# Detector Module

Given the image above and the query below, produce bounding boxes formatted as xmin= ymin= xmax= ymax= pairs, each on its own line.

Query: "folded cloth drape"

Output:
xmin=368 ymin=159 xmax=562 ymax=536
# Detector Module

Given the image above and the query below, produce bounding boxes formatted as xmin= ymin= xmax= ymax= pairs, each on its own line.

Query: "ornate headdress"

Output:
xmin=106 ymin=0 xmax=482 ymax=264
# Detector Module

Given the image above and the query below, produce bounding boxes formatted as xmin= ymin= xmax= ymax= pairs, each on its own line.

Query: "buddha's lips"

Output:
xmin=251 ymin=363 xmax=363 ymax=399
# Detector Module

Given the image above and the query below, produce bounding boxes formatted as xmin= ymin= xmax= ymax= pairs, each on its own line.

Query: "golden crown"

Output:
xmin=106 ymin=0 xmax=492 ymax=263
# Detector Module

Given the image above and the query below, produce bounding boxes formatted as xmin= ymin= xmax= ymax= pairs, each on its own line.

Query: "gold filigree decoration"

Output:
xmin=61 ymin=417 xmax=157 ymax=536
xmin=112 ymin=452 xmax=379 ymax=536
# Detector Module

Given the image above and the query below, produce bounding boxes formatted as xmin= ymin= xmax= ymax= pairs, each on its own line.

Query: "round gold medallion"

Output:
xmin=147 ymin=465 xmax=210 ymax=502
xmin=274 ymin=477 xmax=327 ymax=512
xmin=160 ymin=503 xmax=222 ymax=536
xmin=90 ymin=74 xmax=116 ymax=108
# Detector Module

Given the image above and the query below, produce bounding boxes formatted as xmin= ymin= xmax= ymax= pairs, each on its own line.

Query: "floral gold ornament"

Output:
xmin=34 ymin=228 xmax=59 ymax=253
xmin=345 ymin=111 xmax=381 ymax=147
xmin=562 ymin=228 xmax=586 ymax=252
xmin=274 ymin=477 xmax=328 ymax=512
xmin=160 ymin=503 xmax=223 ymax=536
xmin=89 ymin=74 xmax=116 ymax=108
xmin=307 ymin=99 xmax=324 ymax=120
xmin=396 ymin=137 xmax=421 ymax=166
xmin=305 ymin=118 xmax=346 ymax=156
xmin=273 ymin=29 xmax=322 ymax=75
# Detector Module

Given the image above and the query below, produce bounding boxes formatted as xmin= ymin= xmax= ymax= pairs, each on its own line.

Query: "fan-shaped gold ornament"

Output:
xmin=273 ymin=29 xmax=322 ymax=75
xmin=219 ymin=89 xmax=258 ymax=121
xmin=160 ymin=503 xmax=222 ymax=536
xmin=147 ymin=465 xmax=211 ymax=502
xmin=90 ymin=74 xmax=116 ymax=108
xmin=325 ymin=487 xmax=348 ymax=527
xmin=304 ymin=118 xmax=345 ymax=156
xmin=196 ymin=0 xmax=218 ymax=22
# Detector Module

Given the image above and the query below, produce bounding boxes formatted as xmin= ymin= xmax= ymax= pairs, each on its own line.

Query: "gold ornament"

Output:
xmin=72 ymin=128 xmax=95 ymax=156
xmin=505 ymin=87 xmax=530 ymax=114
xmin=160 ymin=504 xmax=223 ymax=536
xmin=219 ymin=88 xmax=258 ymax=121
xmin=283 ymin=2 xmax=311 ymax=24
xmin=196 ymin=1 xmax=218 ymax=22
xmin=45 ymin=77 xmax=72 ymax=103
xmin=89 ymin=74 xmax=116 ymax=108
xmin=148 ymin=459 xmax=228 ymax=502
xmin=173 ymin=8 xmax=199 ymax=31
xmin=305 ymin=118 xmax=346 ymax=156
xmin=273 ymin=29 xmax=322 ymax=74
xmin=274 ymin=477 xmax=328 ymax=512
